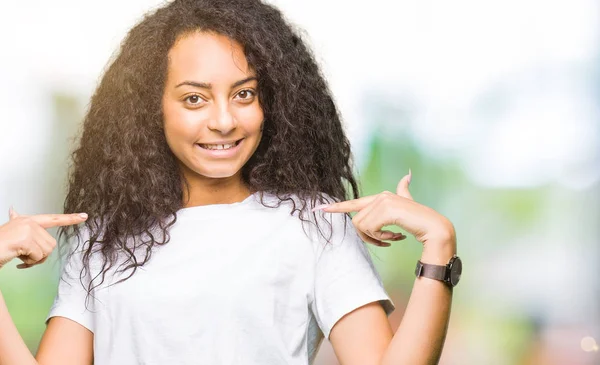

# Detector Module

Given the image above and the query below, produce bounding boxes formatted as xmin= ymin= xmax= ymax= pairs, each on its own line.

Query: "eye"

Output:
xmin=235 ymin=89 xmax=256 ymax=102
xmin=184 ymin=94 xmax=205 ymax=106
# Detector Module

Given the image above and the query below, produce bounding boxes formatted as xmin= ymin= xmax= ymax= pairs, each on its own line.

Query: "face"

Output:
xmin=162 ymin=31 xmax=264 ymax=183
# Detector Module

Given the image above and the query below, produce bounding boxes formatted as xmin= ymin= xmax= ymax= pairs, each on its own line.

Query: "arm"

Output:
xmin=0 ymin=290 xmax=36 ymax=365
xmin=0 ymin=210 xmax=92 ymax=365
xmin=0 ymin=291 xmax=93 ymax=365
xmin=37 ymin=317 xmax=94 ymax=365
xmin=318 ymin=171 xmax=456 ymax=364
xmin=329 ymin=241 xmax=454 ymax=365
xmin=379 ymin=243 xmax=454 ymax=364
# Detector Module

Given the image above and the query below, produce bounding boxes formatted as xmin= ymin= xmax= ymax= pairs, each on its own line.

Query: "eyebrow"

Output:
xmin=175 ymin=76 xmax=257 ymax=90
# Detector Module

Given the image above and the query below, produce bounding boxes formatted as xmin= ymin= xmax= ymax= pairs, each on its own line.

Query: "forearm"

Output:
xmin=0 ymin=290 xmax=37 ymax=365
xmin=381 ymin=242 xmax=455 ymax=365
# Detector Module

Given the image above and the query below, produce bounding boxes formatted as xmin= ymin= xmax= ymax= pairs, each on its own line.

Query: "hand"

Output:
xmin=313 ymin=170 xmax=456 ymax=256
xmin=0 ymin=208 xmax=88 ymax=270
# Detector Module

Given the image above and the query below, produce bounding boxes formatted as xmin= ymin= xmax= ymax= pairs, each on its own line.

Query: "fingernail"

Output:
xmin=78 ymin=213 xmax=88 ymax=219
xmin=312 ymin=204 xmax=330 ymax=212
xmin=392 ymin=233 xmax=406 ymax=240
xmin=408 ymin=168 xmax=412 ymax=185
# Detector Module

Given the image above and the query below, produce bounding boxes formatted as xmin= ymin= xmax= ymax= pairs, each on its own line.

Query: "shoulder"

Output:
xmin=254 ymin=191 xmax=354 ymax=249
xmin=254 ymin=191 xmax=342 ymax=217
xmin=58 ymin=223 xmax=115 ymax=286
xmin=253 ymin=191 xmax=337 ymax=209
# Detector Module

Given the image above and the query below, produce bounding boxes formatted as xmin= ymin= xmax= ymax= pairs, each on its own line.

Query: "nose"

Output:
xmin=207 ymin=102 xmax=236 ymax=135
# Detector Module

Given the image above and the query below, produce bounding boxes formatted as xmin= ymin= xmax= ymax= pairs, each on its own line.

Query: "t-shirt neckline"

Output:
xmin=176 ymin=192 xmax=259 ymax=220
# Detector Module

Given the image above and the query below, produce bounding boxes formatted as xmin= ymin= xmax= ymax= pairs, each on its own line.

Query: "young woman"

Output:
xmin=0 ymin=0 xmax=458 ymax=364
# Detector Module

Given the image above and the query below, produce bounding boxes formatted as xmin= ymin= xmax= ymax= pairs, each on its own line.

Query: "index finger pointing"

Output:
xmin=30 ymin=213 xmax=88 ymax=229
xmin=317 ymin=195 xmax=378 ymax=213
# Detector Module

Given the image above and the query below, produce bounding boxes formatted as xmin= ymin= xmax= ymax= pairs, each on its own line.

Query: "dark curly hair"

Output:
xmin=60 ymin=0 xmax=359 ymax=295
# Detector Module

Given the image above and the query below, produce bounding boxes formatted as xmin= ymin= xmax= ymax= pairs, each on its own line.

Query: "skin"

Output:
xmin=0 ymin=210 xmax=91 ymax=365
xmin=0 ymin=32 xmax=456 ymax=365
xmin=317 ymin=171 xmax=456 ymax=365
xmin=162 ymin=31 xmax=264 ymax=207
xmin=0 ymin=209 xmax=88 ymax=271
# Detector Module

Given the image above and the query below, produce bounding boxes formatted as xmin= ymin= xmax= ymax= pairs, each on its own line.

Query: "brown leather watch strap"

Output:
xmin=415 ymin=260 xmax=448 ymax=282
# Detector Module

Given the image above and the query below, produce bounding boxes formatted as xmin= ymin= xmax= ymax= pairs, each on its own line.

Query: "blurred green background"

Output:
xmin=0 ymin=1 xmax=598 ymax=364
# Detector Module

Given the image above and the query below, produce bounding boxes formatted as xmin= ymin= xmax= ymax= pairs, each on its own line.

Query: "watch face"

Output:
xmin=450 ymin=257 xmax=462 ymax=286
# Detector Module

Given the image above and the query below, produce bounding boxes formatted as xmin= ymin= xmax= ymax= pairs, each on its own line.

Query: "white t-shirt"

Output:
xmin=47 ymin=192 xmax=394 ymax=365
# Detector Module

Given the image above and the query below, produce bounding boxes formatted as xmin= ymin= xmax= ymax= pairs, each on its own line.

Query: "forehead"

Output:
xmin=166 ymin=31 xmax=253 ymax=83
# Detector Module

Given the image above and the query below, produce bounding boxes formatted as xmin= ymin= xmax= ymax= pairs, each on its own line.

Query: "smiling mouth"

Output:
xmin=197 ymin=139 xmax=243 ymax=150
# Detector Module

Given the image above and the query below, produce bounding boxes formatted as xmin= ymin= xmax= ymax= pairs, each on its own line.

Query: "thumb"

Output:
xmin=396 ymin=169 xmax=413 ymax=200
xmin=8 ymin=206 xmax=19 ymax=220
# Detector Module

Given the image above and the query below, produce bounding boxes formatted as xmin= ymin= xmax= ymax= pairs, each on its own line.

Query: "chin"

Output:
xmin=202 ymin=172 xmax=238 ymax=179
xmin=195 ymin=166 xmax=241 ymax=179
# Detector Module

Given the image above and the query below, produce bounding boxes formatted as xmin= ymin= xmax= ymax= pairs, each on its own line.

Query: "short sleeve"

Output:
xmin=46 ymin=234 xmax=95 ymax=333
xmin=309 ymin=212 xmax=395 ymax=339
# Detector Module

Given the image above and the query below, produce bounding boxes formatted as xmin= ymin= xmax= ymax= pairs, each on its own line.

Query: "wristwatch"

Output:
xmin=415 ymin=255 xmax=462 ymax=287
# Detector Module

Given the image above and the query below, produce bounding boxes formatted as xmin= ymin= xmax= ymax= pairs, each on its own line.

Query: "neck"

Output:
xmin=181 ymin=170 xmax=252 ymax=208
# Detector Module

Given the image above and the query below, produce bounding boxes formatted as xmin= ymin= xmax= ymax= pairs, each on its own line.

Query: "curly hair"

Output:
xmin=60 ymin=0 xmax=359 ymax=295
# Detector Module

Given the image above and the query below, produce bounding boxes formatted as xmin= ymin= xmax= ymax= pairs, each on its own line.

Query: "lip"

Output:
xmin=199 ymin=139 xmax=241 ymax=145
xmin=195 ymin=138 xmax=244 ymax=158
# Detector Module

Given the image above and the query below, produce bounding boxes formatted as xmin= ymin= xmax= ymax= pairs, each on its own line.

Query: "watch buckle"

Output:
xmin=415 ymin=261 xmax=423 ymax=277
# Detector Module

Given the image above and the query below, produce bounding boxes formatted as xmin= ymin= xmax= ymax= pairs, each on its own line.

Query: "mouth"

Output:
xmin=196 ymin=138 xmax=244 ymax=151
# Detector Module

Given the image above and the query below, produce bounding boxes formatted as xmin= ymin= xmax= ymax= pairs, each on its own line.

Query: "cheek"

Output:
xmin=163 ymin=103 xmax=198 ymax=144
xmin=235 ymin=105 xmax=264 ymax=133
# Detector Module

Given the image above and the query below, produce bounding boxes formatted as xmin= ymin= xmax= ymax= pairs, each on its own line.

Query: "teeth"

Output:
xmin=201 ymin=143 xmax=236 ymax=150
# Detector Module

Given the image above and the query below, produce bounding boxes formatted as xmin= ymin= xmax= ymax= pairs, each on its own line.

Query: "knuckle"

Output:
xmin=24 ymin=220 xmax=37 ymax=232
xmin=351 ymin=216 xmax=363 ymax=228
xmin=377 ymin=192 xmax=393 ymax=202
xmin=22 ymin=221 xmax=33 ymax=232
